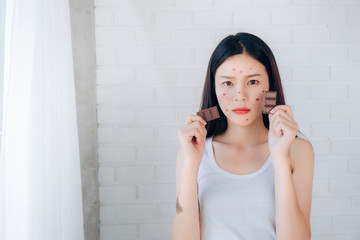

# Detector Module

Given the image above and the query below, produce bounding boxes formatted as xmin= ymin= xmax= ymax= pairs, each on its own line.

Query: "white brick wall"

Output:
xmin=94 ymin=0 xmax=360 ymax=239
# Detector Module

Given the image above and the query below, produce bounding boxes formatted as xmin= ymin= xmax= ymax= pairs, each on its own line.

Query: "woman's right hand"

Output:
xmin=177 ymin=115 xmax=207 ymax=168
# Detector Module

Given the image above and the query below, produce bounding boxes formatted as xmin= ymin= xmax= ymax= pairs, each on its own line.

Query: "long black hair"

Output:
xmin=199 ymin=32 xmax=302 ymax=139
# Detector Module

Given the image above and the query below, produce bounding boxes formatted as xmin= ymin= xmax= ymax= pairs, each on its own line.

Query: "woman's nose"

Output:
xmin=235 ymin=89 xmax=247 ymax=101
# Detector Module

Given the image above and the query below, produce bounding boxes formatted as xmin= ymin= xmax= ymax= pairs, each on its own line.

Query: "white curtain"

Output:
xmin=0 ymin=0 xmax=85 ymax=239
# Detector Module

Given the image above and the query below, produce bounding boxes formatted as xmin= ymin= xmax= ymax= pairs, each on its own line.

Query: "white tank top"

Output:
xmin=197 ymin=136 xmax=276 ymax=240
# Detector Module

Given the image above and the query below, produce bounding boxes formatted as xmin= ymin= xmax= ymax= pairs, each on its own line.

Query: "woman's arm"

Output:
xmin=171 ymin=147 xmax=201 ymax=240
xmin=273 ymin=138 xmax=314 ymax=240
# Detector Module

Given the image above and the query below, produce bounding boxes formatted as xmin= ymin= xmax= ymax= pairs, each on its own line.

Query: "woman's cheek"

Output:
xmin=255 ymin=96 xmax=262 ymax=109
xmin=219 ymin=92 xmax=231 ymax=112
xmin=254 ymin=89 xmax=265 ymax=108
xmin=222 ymin=92 xmax=233 ymax=104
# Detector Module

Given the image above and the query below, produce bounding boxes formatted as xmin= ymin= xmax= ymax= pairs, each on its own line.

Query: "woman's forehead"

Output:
xmin=216 ymin=55 xmax=266 ymax=74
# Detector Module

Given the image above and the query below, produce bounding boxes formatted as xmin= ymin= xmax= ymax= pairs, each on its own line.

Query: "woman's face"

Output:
xmin=215 ymin=54 xmax=270 ymax=125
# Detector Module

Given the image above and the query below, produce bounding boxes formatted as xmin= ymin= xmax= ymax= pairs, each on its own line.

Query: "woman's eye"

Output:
xmin=249 ymin=80 xmax=258 ymax=85
xmin=223 ymin=81 xmax=232 ymax=86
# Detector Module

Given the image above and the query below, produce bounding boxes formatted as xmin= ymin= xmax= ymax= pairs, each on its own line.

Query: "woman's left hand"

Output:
xmin=268 ymin=105 xmax=298 ymax=161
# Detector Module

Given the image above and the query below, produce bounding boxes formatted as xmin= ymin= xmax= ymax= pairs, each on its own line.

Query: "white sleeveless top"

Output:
xmin=197 ymin=136 xmax=276 ymax=240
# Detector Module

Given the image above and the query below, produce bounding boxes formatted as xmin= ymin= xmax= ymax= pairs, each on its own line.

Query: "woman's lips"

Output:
xmin=232 ymin=108 xmax=251 ymax=114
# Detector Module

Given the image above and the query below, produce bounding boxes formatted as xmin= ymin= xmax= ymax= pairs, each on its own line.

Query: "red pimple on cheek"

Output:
xmin=262 ymin=90 xmax=264 ymax=93
xmin=246 ymin=119 xmax=248 ymax=121
xmin=232 ymin=68 xmax=235 ymax=71
xmin=256 ymin=98 xmax=259 ymax=101
xmin=226 ymin=109 xmax=228 ymax=111
xmin=222 ymin=93 xmax=226 ymax=96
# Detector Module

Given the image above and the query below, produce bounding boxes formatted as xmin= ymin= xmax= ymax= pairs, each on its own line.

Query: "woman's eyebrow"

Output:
xmin=245 ymin=73 xmax=261 ymax=78
xmin=219 ymin=73 xmax=261 ymax=79
xmin=219 ymin=75 xmax=235 ymax=79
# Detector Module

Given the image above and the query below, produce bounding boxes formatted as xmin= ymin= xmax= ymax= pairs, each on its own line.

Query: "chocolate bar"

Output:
xmin=196 ymin=106 xmax=220 ymax=122
xmin=263 ymin=91 xmax=277 ymax=114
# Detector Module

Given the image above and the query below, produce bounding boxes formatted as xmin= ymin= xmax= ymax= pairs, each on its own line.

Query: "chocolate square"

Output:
xmin=196 ymin=106 xmax=220 ymax=122
xmin=263 ymin=91 xmax=277 ymax=114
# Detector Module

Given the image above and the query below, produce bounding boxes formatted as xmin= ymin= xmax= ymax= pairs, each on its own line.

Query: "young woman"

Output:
xmin=171 ymin=32 xmax=314 ymax=240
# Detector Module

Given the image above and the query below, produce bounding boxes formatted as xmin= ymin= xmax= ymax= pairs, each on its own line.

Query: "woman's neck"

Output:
xmin=214 ymin=116 xmax=269 ymax=148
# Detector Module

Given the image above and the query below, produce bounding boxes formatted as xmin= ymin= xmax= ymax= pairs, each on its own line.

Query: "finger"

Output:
xmin=271 ymin=112 xmax=298 ymax=132
xmin=185 ymin=123 xmax=206 ymax=144
xmin=273 ymin=118 xmax=289 ymax=137
xmin=270 ymin=105 xmax=294 ymax=119
xmin=191 ymin=121 xmax=207 ymax=140
xmin=273 ymin=120 xmax=284 ymax=137
xmin=272 ymin=116 xmax=281 ymax=134
xmin=185 ymin=115 xmax=207 ymax=126
xmin=271 ymin=116 xmax=295 ymax=137
xmin=194 ymin=127 xmax=205 ymax=144
xmin=269 ymin=108 xmax=297 ymax=132
xmin=196 ymin=115 xmax=207 ymax=126
xmin=199 ymin=125 xmax=207 ymax=140
xmin=272 ymin=116 xmax=280 ymax=130
xmin=269 ymin=111 xmax=278 ymax=129
xmin=273 ymin=120 xmax=298 ymax=138
xmin=184 ymin=127 xmax=202 ymax=143
xmin=272 ymin=114 xmax=297 ymax=130
xmin=270 ymin=109 xmax=293 ymax=122
xmin=200 ymin=122 xmax=208 ymax=139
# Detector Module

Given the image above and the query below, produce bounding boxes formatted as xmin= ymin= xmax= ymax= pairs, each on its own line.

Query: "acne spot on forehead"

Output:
xmin=239 ymin=70 xmax=243 ymax=74
xmin=232 ymin=68 xmax=235 ymax=71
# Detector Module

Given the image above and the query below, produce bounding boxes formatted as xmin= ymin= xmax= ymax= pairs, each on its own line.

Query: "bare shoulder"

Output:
xmin=289 ymin=137 xmax=315 ymax=171
xmin=291 ymin=137 xmax=314 ymax=156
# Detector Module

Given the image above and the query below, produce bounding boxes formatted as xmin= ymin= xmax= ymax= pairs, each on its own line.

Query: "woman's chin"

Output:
xmin=227 ymin=117 xmax=252 ymax=126
xmin=226 ymin=112 xmax=263 ymax=126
